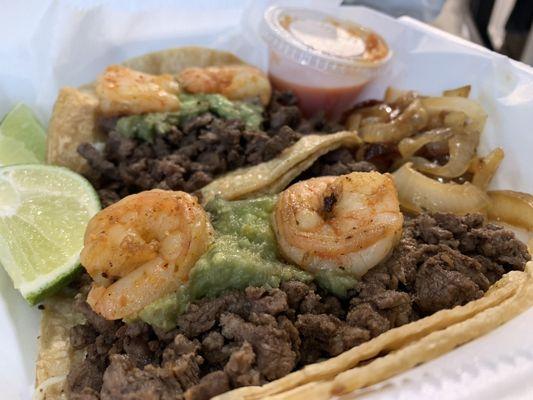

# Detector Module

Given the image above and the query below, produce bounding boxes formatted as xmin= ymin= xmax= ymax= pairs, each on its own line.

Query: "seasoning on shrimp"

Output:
xmin=80 ymin=189 xmax=213 ymax=320
xmin=96 ymin=65 xmax=181 ymax=116
xmin=178 ymin=64 xmax=272 ymax=105
xmin=272 ymin=171 xmax=403 ymax=278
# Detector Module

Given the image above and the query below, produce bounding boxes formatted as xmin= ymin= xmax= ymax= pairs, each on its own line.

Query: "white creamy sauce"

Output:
xmin=288 ymin=18 xmax=366 ymax=58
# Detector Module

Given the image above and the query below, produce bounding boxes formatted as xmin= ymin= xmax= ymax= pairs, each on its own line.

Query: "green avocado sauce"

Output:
xmin=189 ymin=196 xmax=312 ymax=300
xmin=138 ymin=196 xmax=358 ymax=330
xmin=115 ymin=93 xmax=263 ymax=142
xmin=137 ymin=285 xmax=190 ymax=331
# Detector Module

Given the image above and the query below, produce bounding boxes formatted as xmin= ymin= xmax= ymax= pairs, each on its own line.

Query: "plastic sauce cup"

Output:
xmin=261 ymin=7 xmax=391 ymax=119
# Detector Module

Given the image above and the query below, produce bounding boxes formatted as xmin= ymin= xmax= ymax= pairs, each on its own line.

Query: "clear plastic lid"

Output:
xmin=260 ymin=7 xmax=391 ymax=74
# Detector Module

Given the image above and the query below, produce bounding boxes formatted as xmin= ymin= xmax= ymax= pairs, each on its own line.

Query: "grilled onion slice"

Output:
xmin=488 ymin=190 xmax=533 ymax=231
xmin=421 ymin=96 xmax=487 ymax=132
xmin=471 ymin=148 xmax=505 ymax=190
xmin=443 ymin=85 xmax=471 ymax=98
xmin=398 ymin=128 xmax=454 ymax=159
xmin=411 ymin=129 xmax=480 ymax=178
xmin=392 ymin=163 xmax=490 ymax=214
xmin=360 ymin=99 xmax=428 ymax=143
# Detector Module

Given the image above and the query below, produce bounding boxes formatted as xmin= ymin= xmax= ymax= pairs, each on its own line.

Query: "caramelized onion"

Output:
xmin=360 ymin=99 xmax=428 ymax=143
xmin=359 ymin=103 xmax=395 ymax=121
xmin=398 ymin=128 xmax=453 ymax=159
xmin=392 ymin=163 xmax=490 ymax=214
xmin=411 ymin=129 xmax=480 ymax=178
xmin=384 ymin=87 xmax=418 ymax=105
xmin=347 ymin=104 xmax=398 ymax=131
xmin=442 ymin=111 xmax=467 ymax=128
xmin=402 ymin=96 xmax=486 ymax=179
xmin=471 ymin=148 xmax=505 ymax=190
xmin=488 ymin=190 xmax=533 ymax=230
xmin=346 ymin=113 xmax=362 ymax=130
xmin=421 ymin=96 xmax=487 ymax=132
xmin=443 ymin=85 xmax=471 ymax=98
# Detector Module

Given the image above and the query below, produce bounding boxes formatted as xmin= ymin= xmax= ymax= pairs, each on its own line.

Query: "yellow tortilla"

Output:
xmin=200 ymin=131 xmax=361 ymax=204
xmin=46 ymin=87 xmax=104 ymax=174
xmin=122 ymin=47 xmax=243 ymax=76
xmin=34 ymin=295 xmax=86 ymax=400
xmin=46 ymin=47 xmax=244 ymax=173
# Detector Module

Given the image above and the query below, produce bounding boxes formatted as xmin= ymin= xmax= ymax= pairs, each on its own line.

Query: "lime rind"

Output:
xmin=22 ymin=260 xmax=82 ymax=305
xmin=0 ymin=164 xmax=100 ymax=304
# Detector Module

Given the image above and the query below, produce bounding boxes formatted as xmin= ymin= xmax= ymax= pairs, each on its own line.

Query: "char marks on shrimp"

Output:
xmin=273 ymin=172 xmax=403 ymax=278
xmin=81 ymin=190 xmax=213 ymax=320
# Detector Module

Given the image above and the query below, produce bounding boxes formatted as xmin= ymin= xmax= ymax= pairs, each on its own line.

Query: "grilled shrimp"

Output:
xmin=80 ymin=189 xmax=213 ymax=320
xmin=178 ymin=64 xmax=272 ymax=105
xmin=96 ymin=65 xmax=181 ymax=116
xmin=272 ymin=172 xmax=403 ymax=278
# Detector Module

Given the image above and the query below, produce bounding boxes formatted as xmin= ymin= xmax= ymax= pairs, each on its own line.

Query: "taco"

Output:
xmin=37 ymin=46 xmax=532 ymax=400
xmin=46 ymin=47 xmax=245 ymax=175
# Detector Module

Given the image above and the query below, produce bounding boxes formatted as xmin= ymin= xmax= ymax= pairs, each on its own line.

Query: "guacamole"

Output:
xmin=190 ymin=196 xmax=312 ymax=300
xmin=138 ymin=196 xmax=310 ymax=329
xmin=137 ymin=285 xmax=190 ymax=331
xmin=115 ymin=93 xmax=263 ymax=142
xmin=180 ymin=93 xmax=263 ymax=130
xmin=138 ymin=196 xmax=358 ymax=329
xmin=315 ymin=269 xmax=358 ymax=298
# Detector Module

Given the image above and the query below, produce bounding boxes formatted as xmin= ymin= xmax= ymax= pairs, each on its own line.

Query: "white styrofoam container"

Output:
xmin=0 ymin=1 xmax=531 ymax=399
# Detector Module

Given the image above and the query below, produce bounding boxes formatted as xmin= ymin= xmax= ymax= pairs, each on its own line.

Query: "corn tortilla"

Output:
xmin=200 ymin=131 xmax=361 ymax=204
xmin=34 ymin=295 xmax=86 ymax=400
xmin=46 ymin=47 xmax=244 ymax=173
xmin=46 ymin=87 xmax=104 ymax=174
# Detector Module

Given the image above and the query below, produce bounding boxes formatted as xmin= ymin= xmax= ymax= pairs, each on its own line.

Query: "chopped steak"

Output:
xmin=184 ymin=371 xmax=229 ymax=400
xmin=296 ymin=314 xmax=369 ymax=359
xmin=116 ymin=321 xmax=157 ymax=367
xmin=224 ymin=342 xmax=262 ymax=387
xmin=415 ymin=252 xmax=484 ymax=314
xmin=176 ymin=292 xmax=242 ymax=337
xmin=245 ymin=286 xmax=289 ymax=315
xmin=69 ymin=388 xmax=100 ymax=400
xmin=220 ymin=312 xmax=296 ymax=380
xmin=67 ymin=214 xmax=530 ymax=399
xmin=349 ymin=213 xmax=530 ymax=321
xmin=70 ymin=324 xmax=98 ymax=350
xmin=100 ymin=354 xmax=185 ymax=400
xmin=200 ymin=332 xmax=226 ymax=366
xmin=280 ymin=280 xmax=311 ymax=309
xmin=67 ymin=359 xmax=104 ymax=396
xmin=356 ymin=143 xmax=400 ymax=172
xmin=79 ymin=91 xmax=345 ymax=207
xmin=346 ymin=303 xmax=391 ymax=337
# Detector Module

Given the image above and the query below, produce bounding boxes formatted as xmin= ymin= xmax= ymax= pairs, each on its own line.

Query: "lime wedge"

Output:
xmin=0 ymin=104 xmax=46 ymax=166
xmin=0 ymin=164 xmax=100 ymax=304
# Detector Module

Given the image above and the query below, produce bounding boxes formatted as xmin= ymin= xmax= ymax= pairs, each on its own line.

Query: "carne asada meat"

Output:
xmin=67 ymin=213 xmax=530 ymax=399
